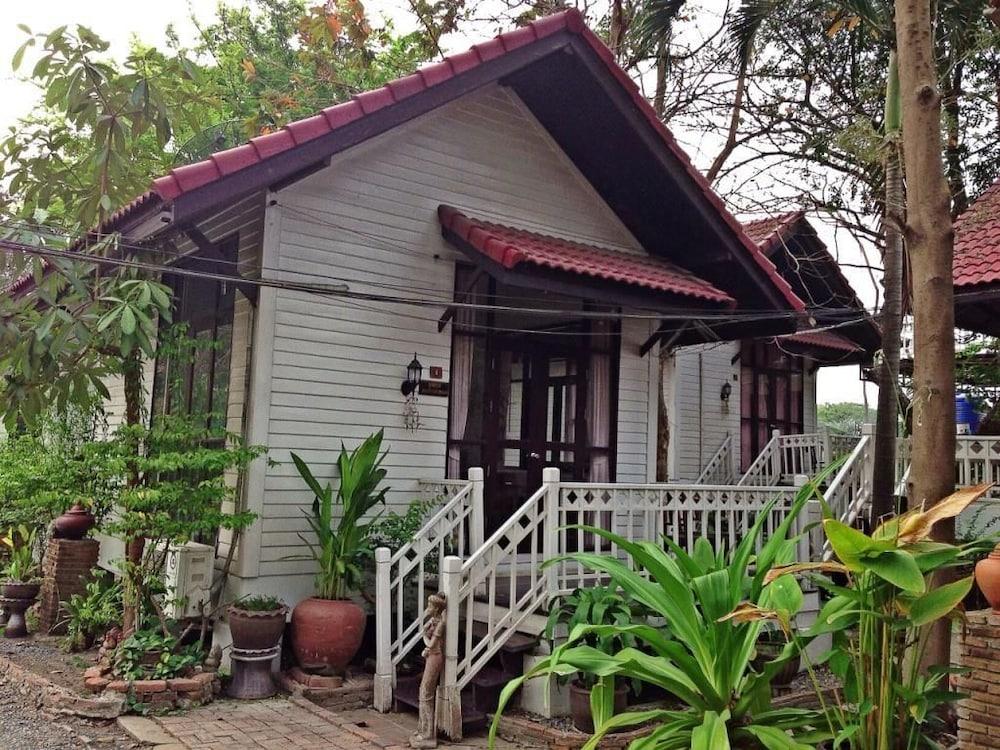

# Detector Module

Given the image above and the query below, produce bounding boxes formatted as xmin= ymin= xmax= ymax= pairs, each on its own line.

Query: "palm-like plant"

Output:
xmin=291 ymin=430 xmax=389 ymax=600
xmin=490 ymin=483 xmax=831 ymax=748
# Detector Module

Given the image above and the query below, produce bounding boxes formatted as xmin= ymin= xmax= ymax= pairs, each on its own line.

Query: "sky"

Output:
xmin=0 ymin=0 xmax=879 ymax=407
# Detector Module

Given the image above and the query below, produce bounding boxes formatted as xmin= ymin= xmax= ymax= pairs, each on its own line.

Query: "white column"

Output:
xmin=469 ymin=467 xmax=485 ymax=554
xmin=771 ymin=428 xmax=782 ymax=482
xmin=438 ymin=555 xmax=464 ymax=741
xmin=373 ymin=546 xmax=393 ymax=712
xmin=542 ymin=467 xmax=561 ymax=601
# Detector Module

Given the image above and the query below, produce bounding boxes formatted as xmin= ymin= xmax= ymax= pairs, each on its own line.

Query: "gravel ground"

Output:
xmin=0 ymin=678 xmax=142 ymax=749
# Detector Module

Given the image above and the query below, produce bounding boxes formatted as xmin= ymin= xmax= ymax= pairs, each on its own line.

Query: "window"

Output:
xmin=151 ymin=236 xmax=237 ymax=430
xmin=740 ymin=340 xmax=805 ymax=470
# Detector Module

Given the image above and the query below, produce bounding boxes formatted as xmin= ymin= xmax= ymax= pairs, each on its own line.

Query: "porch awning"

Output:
xmin=777 ymin=329 xmax=867 ymax=366
xmin=438 ymin=205 xmax=736 ymax=308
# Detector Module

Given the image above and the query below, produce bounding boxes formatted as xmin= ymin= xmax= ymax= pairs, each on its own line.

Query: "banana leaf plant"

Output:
xmin=490 ymin=478 xmax=834 ymax=749
xmin=290 ymin=430 xmax=389 ymax=600
xmin=760 ymin=483 xmax=997 ymax=750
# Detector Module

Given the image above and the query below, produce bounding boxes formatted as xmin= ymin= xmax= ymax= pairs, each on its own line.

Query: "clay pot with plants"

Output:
xmin=288 ymin=431 xmax=388 ymax=675
xmin=229 ymin=595 xmax=289 ymax=651
xmin=545 ymin=585 xmax=636 ymax=733
xmin=1 ymin=526 xmax=42 ymax=638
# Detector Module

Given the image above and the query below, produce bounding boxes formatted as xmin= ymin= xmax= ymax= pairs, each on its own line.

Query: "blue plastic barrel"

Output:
xmin=956 ymin=394 xmax=980 ymax=433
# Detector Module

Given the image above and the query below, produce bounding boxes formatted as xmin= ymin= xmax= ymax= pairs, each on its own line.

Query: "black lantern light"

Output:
xmin=401 ymin=353 xmax=423 ymax=396
xmin=720 ymin=381 xmax=732 ymax=402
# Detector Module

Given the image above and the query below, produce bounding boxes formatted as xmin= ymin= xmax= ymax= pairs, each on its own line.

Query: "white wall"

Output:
xmin=241 ymin=85 xmax=656 ymax=596
xmin=669 ymin=342 xmax=742 ymax=481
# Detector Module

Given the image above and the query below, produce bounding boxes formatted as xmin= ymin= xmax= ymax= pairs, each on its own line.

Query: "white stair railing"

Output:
xmin=820 ymin=427 xmax=874 ymax=558
xmin=373 ymin=468 xmax=484 ymax=712
xmin=738 ymin=430 xmax=783 ymax=486
xmin=696 ymin=435 xmax=735 ymax=484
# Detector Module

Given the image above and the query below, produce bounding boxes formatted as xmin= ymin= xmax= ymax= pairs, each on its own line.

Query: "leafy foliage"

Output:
xmin=1 ymin=525 xmax=41 ymax=582
xmin=59 ymin=570 xmax=123 ymax=652
xmin=491 ymin=481 xmax=830 ymax=749
xmin=113 ymin=626 xmax=203 ymax=681
xmin=778 ymin=484 xmax=997 ymax=749
xmin=233 ymin=594 xmax=285 ymax=612
xmin=817 ymin=402 xmax=878 ymax=436
xmin=291 ymin=430 xmax=389 ymax=600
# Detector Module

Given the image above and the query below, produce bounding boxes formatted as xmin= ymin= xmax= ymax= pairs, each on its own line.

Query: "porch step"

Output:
xmin=470 ymin=600 xmax=549 ymax=637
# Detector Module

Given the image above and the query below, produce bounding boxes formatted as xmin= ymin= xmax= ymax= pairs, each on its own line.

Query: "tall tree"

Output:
xmin=894 ymin=0 xmax=957 ymax=668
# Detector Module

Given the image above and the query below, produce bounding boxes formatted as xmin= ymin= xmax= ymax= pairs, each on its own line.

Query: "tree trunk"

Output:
xmin=121 ymin=350 xmax=145 ymax=635
xmin=893 ymin=0 xmax=956 ymax=668
xmin=944 ymin=62 xmax=967 ymax=218
xmin=706 ymin=56 xmax=750 ymax=184
xmin=653 ymin=36 xmax=668 ymax=119
xmin=870 ymin=143 xmax=905 ymax=522
xmin=656 ymin=349 xmax=670 ymax=481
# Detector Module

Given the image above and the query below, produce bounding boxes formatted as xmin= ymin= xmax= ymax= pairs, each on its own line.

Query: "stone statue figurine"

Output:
xmin=410 ymin=592 xmax=447 ymax=749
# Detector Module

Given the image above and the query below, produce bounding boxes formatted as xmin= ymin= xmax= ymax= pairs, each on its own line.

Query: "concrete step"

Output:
xmin=470 ymin=600 xmax=548 ymax=637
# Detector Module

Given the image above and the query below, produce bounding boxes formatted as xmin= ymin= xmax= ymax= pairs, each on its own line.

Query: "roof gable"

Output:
xmin=954 ymin=179 xmax=1000 ymax=289
xmin=35 ymin=9 xmax=803 ymax=316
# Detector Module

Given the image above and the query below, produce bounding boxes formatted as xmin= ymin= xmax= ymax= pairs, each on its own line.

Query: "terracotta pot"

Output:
xmin=52 ymin=502 xmax=96 ymax=540
xmin=569 ymin=680 xmax=628 ymax=734
xmin=229 ymin=605 xmax=289 ymax=651
xmin=290 ymin=598 xmax=365 ymax=675
xmin=0 ymin=581 xmax=40 ymax=600
xmin=975 ymin=544 xmax=1000 ymax=611
xmin=752 ymin=636 xmax=800 ymax=687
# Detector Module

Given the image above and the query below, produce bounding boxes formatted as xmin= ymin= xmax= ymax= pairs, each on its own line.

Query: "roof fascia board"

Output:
xmin=166 ymin=35 xmax=573 ymax=229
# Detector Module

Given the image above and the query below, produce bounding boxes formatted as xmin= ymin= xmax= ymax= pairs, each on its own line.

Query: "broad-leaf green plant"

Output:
xmin=1 ymin=525 xmax=41 ymax=582
xmin=770 ymin=483 xmax=996 ymax=749
xmin=490 ymin=480 xmax=832 ymax=749
xmin=291 ymin=430 xmax=389 ymax=600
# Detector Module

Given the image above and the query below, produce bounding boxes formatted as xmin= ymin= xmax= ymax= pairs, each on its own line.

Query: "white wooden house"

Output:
xmin=8 ymin=9 xmax=891 ymax=727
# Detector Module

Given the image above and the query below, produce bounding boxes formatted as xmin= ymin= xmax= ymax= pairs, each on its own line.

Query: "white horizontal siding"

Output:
xmin=670 ymin=342 xmax=742 ymax=481
xmin=254 ymin=85 xmax=651 ymax=580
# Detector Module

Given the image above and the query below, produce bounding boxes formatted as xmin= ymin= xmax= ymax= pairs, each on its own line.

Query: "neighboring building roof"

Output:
xmin=8 ymin=8 xmax=804 ymax=318
xmin=954 ymin=179 xmax=1000 ymax=289
xmin=742 ymin=211 xmax=881 ymax=359
xmin=438 ymin=205 xmax=735 ymax=306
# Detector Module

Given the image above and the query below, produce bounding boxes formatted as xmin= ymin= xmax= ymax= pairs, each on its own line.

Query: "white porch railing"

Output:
xmin=373 ymin=469 xmax=484 ymax=712
xmin=737 ymin=428 xmax=859 ymax=487
xmin=696 ymin=435 xmax=736 ymax=485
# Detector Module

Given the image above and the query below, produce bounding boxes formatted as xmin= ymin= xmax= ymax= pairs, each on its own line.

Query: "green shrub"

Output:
xmin=233 ymin=594 xmax=284 ymax=612
xmin=59 ymin=571 xmax=123 ymax=652
xmin=113 ymin=627 xmax=203 ymax=681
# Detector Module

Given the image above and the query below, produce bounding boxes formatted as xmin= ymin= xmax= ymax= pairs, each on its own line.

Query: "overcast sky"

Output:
xmin=0 ymin=1 xmax=879 ymax=407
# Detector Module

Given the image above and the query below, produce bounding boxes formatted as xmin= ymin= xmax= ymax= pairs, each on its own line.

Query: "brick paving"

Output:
xmin=152 ymin=695 xmax=530 ymax=750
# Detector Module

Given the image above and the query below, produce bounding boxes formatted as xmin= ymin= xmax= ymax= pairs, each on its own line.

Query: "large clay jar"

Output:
xmin=52 ymin=502 xmax=96 ymax=540
xmin=290 ymin=598 xmax=365 ymax=675
xmin=229 ymin=604 xmax=289 ymax=651
xmin=975 ymin=544 xmax=1000 ymax=611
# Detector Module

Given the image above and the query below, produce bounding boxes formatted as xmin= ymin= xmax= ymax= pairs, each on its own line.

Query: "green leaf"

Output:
xmin=12 ymin=39 xmax=34 ymax=71
xmin=691 ymin=710 xmax=731 ymax=750
xmin=860 ymin=549 xmax=926 ymax=593
xmin=745 ymin=724 xmax=815 ymax=749
xmin=824 ymin=519 xmax=886 ymax=570
xmin=119 ymin=306 xmax=136 ymax=336
xmin=909 ymin=575 xmax=973 ymax=626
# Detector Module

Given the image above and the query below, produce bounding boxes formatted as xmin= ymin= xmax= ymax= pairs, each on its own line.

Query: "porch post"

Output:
xmin=820 ymin=425 xmax=832 ymax=467
xmin=469 ymin=467 xmax=485 ymax=553
xmin=771 ymin=428 xmax=781 ymax=482
xmin=791 ymin=475 xmax=812 ymax=564
xmin=542 ymin=467 xmax=561 ymax=601
xmin=439 ymin=555 xmax=464 ymax=741
xmin=373 ymin=546 xmax=393 ymax=712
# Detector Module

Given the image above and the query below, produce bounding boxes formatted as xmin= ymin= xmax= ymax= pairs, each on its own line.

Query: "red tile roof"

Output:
xmin=9 ymin=9 xmax=804 ymax=314
xmin=439 ymin=205 xmax=735 ymax=305
xmin=782 ymin=330 xmax=860 ymax=353
xmin=742 ymin=211 xmax=805 ymax=249
xmin=954 ymin=180 xmax=1000 ymax=289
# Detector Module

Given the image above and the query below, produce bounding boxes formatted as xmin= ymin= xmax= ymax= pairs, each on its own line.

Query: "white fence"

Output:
xmin=738 ymin=429 xmax=859 ymax=487
xmin=695 ymin=434 xmax=736 ymax=484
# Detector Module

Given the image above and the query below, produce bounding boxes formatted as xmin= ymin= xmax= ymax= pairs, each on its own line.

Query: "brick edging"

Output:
xmin=0 ymin=651 xmax=124 ymax=718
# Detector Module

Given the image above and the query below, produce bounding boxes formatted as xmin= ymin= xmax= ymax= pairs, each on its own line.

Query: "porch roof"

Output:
xmin=438 ymin=205 xmax=735 ymax=307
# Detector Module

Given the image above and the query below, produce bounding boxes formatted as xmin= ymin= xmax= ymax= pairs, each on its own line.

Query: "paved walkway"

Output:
xmin=139 ymin=695 xmax=528 ymax=750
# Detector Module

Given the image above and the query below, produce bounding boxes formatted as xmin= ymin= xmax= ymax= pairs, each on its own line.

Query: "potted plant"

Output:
xmin=545 ymin=585 xmax=635 ymax=733
xmin=289 ymin=430 xmax=388 ymax=675
xmin=229 ymin=595 xmax=288 ymax=651
xmin=1 ymin=525 xmax=42 ymax=600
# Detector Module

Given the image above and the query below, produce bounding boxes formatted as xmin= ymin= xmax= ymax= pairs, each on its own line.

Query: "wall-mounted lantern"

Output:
xmin=401 ymin=354 xmax=423 ymax=396
xmin=720 ymin=381 xmax=732 ymax=402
